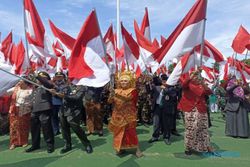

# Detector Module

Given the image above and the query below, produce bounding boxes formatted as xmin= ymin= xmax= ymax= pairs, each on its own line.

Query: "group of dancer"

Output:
xmin=1 ymin=68 xmax=250 ymax=157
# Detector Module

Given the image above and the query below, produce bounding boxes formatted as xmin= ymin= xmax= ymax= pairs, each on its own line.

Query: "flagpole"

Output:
xmin=245 ymin=50 xmax=249 ymax=60
xmin=234 ymin=52 xmax=237 ymax=76
xmin=199 ymin=0 xmax=208 ymax=67
xmin=94 ymin=9 xmax=116 ymax=88
xmin=199 ymin=18 xmax=207 ymax=67
xmin=93 ymin=9 xmax=109 ymax=68
xmin=116 ymin=0 xmax=120 ymax=49
xmin=23 ymin=0 xmax=31 ymax=68
xmin=0 ymin=67 xmax=51 ymax=92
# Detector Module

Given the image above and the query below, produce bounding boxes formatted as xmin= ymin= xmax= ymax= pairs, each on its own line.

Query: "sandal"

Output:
xmin=9 ymin=145 xmax=16 ymax=150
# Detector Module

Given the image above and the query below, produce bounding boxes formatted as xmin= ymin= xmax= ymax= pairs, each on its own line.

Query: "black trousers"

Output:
xmin=60 ymin=113 xmax=90 ymax=148
xmin=152 ymin=105 xmax=162 ymax=139
xmin=52 ymin=105 xmax=61 ymax=134
xmin=162 ymin=108 xmax=175 ymax=139
xmin=172 ymin=104 xmax=178 ymax=132
xmin=152 ymin=104 xmax=175 ymax=139
xmin=30 ymin=110 xmax=54 ymax=149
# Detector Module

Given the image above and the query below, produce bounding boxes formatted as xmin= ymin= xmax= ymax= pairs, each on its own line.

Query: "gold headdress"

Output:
xmin=116 ymin=70 xmax=136 ymax=88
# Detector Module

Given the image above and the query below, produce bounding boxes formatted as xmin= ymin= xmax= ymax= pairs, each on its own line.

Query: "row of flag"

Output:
xmin=1 ymin=0 xmax=250 ymax=96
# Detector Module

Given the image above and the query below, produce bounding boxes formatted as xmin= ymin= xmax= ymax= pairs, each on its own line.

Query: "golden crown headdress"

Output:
xmin=115 ymin=70 xmax=136 ymax=88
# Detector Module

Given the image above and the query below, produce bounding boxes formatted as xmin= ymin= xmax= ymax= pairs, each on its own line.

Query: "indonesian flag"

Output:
xmin=219 ymin=57 xmax=242 ymax=82
xmin=201 ymin=66 xmax=216 ymax=82
xmin=0 ymin=32 xmax=13 ymax=61
xmin=103 ymin=24 xmax=116 ymax=63
xmin=121 ymin=23 xmax=146 ymax=72
xmin=8 ymin=44 xmax=17 ymax=66
xmin=48 ymin=41 xmax=68 ymax=71
xmin=153 ymin=0 xmax=207 ymax=66
xmin=161 ymin=35 xmax=167 ymax=46
xmin=14 ymin=41 xmax=28 ymax=75
xmin=140 ymin=7 xmax=151 ymax=42
xmin=231 ymin=25 xmax=250 ymax=54
xmin=68 ymin=10 xmax=110 ymax=87
xmin=152 ymin=38 xmax=160 ymax=48
xmin=134 ymin=20 xmax=158 ymax=73
xmin=241 ymin=63 xmax=250 ymax=83
xmin=24 ymin=0 xmax=54 ymax=63
xmin=166 ymin=51 xmax=199 ymax=86
xmin=194 ymin=40 xmax=225 ymax=62
xmin=0 ymin=64 xmax=20 ymax=96
xmin=49 ymin=19 xmax=75 ymax=59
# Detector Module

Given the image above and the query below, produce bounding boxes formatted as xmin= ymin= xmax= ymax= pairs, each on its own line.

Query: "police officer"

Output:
xmin=26 ymin=71 xmax=55 ymax=153
xmin=51 ymin=83 xmax=93 ymax=154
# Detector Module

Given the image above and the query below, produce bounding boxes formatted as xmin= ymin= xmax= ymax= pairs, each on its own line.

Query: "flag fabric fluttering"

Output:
xmin=103 ymin=24 xmax=116 ymax=64
xmin=121 ymin=22 xmax=146 ymax=72
xmin=0 ymin=32 xmax=13 ymax=61
xmin=68 ymin=10 xmax=110 ymax=87
xmin=49 ymin=19 xmax=76 ymax=59
xmin=231 ymin=25 xmax=250 ymax=54
xmin=166 ymin=51 xmax=199 ymax=86
xmin=153 ymin=0 xmax=207 ymax=66
xmin=24 ymin=0 xmax=54 ymax=68
xmin=194 ymin=40 xmax=225 ymax=62
xmin=140 ymin=7 xmax=151 ymax=42
xmin=0 ymin=64 xmax=20 ymax=96
xmin=14 ymin=41 xmax=26 ymax=74
xmin=134 ymin=20 xmax=158 ymax=73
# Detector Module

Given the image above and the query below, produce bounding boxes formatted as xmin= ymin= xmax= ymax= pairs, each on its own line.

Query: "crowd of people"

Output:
xmin=0 ymin=69 xmax=249 ymax=158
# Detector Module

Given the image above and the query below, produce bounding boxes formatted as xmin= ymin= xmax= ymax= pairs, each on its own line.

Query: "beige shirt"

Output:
xmin=16 ymin=89 xmax=32 ymax=107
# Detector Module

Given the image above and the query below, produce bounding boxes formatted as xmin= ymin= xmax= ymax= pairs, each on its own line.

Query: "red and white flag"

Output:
xmin=0 ymin=32 xmax=13 ymax=61
xmin=49 ymin=19 xmax=76 ymax=59
xmin=153 ymin=0 xmax=207 ymax=66
xmin=48 ymin=41 xmax=68 ymax=72
xmin=0 ymin=64 xmax=20 ymax=96
xmin=160 ymin=35 xmax=167 ymax=46
xmin=140 ymin=7 xmax=151 ymax=42
xmin=231 ymin=25 xmax=250 ymax=54
xmin=103 ymin=24 xmax=116 ymax=64
xmin=13 ymin=41 xmax=27 ymax=75
xmin=134 ymin=20 xmax=158 ymax=73
xmin=166 ymin=51 xmax=199 ymax=86
xmin=201 ymin=66 xmax=216 ymax=83
xmin=194 ymin=40 xmax=225 ymax=62
xmin=121 ymin=22 xmax=146 ymax=72
xmin=152 ymin=38 xmax=160 ymax=48
xmin=68 ymin=10 xmax=110 ymax=87
xmin=24 ymin=0 xmax=54 ymax=66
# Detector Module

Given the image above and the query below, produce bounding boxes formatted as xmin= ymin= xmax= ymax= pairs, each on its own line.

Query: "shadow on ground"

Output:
xmin=0 ymin=156 xmax=63 ymax=167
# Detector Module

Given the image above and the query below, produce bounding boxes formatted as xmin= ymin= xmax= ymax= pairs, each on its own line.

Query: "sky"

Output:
xmin=0 ymin=0 xmax=250 ymax=61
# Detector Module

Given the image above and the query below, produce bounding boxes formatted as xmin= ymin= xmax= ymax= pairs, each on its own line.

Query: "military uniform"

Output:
xmin=26 ymin=72 xmax=55 ymax=153
xmin=60 ymin=84 xmax=93 ymax=154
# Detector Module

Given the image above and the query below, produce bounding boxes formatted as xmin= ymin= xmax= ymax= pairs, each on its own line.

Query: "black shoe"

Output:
xmin=98 ymin=131 xmax=104 ymax=137
xmin=60 ymin=147 xmax=72 ymax=154
xmin=148 ymin=137 xmax=159 ymax=143
xmin=85 ymin=145 xmax=93 ymax=154
xmin=164 ymin=138 xmax=171 ymax=145
xmin=172 ymin=131 xmax=181 ymax=136
xmin=185 ymin=150 xmax=192 ymax=156
xmin=55 ymin=131 xmax=61 ymax=136
xmin=25 ymin=146 xmax=40 ymax=153
xmin=47 ymin=146 xmax=54 ymax=153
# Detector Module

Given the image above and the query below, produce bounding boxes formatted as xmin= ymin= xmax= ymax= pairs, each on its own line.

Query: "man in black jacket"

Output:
xmin=52 ymin=83 xmax=93 ymax=154
xmin=160 ymin=83 xmax=179 ymax=145
xmin=26 ymin=71 xmax=55 ymax=153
